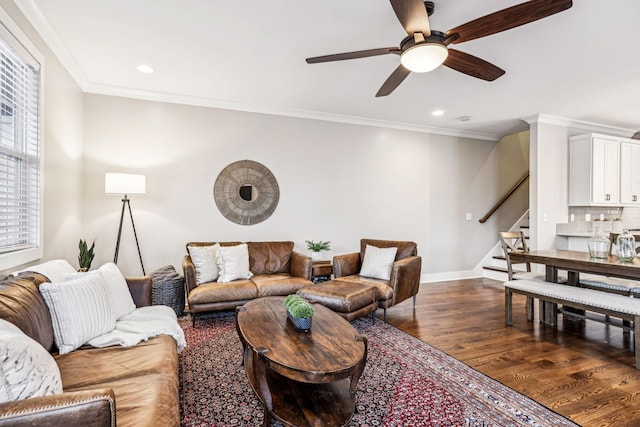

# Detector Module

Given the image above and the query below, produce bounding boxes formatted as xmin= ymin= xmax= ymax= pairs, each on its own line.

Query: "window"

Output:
xmin=0 ymin=8 xmax=42 ymax=270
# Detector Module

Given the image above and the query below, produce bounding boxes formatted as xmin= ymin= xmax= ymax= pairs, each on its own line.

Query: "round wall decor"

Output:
xmin=213 ymin=160 xmax=279 ymax=225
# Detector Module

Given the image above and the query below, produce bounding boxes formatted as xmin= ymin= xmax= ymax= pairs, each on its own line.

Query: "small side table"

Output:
xmin=311 ymin=261 xmax=333 ymax=284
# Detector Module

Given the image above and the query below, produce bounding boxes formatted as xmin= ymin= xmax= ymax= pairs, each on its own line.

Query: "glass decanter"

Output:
xmin=616 ymin=229 xmax=636 ymax=262
xmin=587 ymin=226 xmax=610 ymax=259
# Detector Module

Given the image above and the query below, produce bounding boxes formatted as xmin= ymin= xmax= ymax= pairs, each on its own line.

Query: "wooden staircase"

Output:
xmin=483 ymin=225 xmax=529 ymax=281
xmin=478 ymin=171 xmax=530 ymax=281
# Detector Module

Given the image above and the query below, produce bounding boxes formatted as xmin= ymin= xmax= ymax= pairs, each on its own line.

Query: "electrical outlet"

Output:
xmin=465 ymin=213 xmax=472 ymax=221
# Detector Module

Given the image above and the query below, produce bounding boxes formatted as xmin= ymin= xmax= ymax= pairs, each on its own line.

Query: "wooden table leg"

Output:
xmin=350 ymin=335 xmax=368 ymax=400
xmin=253 ymin=348 xmax=273 ymax=427
xmin=542 ymin=265 xmax=559 ymax=326
xmin=568 ymin=271 xmax=579 ymax=286
xmin=539 ymin=297 xmax=545 ymax=324
xmin=505 ymin=289 xmax=513 ymax=326
xmin=546 ymin=265 xmax=558 ymax=283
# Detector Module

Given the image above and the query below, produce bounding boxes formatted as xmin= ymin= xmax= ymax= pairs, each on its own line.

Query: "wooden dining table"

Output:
xmin=509 ymin=249 xmax=640 ymax=284
xmin=509 ymin=249 xmax=640 ymax=324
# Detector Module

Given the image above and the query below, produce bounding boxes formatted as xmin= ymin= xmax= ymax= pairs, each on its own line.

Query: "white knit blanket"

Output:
xmin=88 ymin=305 xmax=186 ymax=352
xmin=16 ymin=259 xmax=77 ymax=282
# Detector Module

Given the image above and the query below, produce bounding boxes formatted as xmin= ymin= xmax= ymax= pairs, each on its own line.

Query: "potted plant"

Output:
xmin=284 ymin=294 xmax=315 ymax=332
xmin=305 ymin=240 xmax=331 ymax=261
xmin=78 ymin=239 xmax=96 ymax=272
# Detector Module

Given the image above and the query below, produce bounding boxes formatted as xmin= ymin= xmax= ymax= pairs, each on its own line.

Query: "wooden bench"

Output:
xmin=504 ymin=279 xmax=640 ymax=369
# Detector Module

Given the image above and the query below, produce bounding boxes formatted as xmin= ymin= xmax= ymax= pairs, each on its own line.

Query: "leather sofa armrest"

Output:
xmin=290 ymin=251 xmax=312 ymax=280
xmin=0 ymin=388 xmax=115 ymax=427
xmin=388 ymin=256 xmax=422 ymax=305
xmin=333 ymin=252 xmax=360 ymax=278
xmin=126 ymin=276 xmax=152 ymax=307
xmin=182 ymin=255 xmax=197 ymax=300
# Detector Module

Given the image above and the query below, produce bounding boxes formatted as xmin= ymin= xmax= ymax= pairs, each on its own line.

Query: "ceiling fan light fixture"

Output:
xmin=136 ymin=64 xmax=154 ymax=74
xmin=400 ymin=43 xmax=448 ymax=73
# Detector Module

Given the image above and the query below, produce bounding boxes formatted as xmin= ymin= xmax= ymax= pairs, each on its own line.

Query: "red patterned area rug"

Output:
xmin=178 ymin=312 xmax=578 ymax=426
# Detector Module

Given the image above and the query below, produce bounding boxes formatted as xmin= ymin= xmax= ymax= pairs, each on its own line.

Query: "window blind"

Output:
xmin=0 ymin=32 xmax=40 ymax=255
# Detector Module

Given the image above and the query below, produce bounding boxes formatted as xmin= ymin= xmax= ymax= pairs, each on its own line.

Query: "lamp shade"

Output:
xmin=400 ymin=43 xmax=448 ymax=73
xmin=105 ymin=173 xmax=146 ymax=195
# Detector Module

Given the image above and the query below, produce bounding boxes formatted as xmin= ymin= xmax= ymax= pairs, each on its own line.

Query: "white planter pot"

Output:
xmin=310 ymin=251 xmax=329 ymax=261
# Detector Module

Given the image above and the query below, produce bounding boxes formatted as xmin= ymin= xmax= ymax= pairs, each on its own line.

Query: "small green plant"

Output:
xmin=78 ymin=239 xmax=95 ymax=272
xmin=305 ymin=240 xmax=331 ymax=252
xmin=284 ymin=294 xmax=315 ymax=318
xmin=284 ymin=294 xmax=300 ymax=307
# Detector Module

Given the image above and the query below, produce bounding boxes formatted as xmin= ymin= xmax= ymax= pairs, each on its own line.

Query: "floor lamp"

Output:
xmin=105 ymin=173 xmax=146 ymax=275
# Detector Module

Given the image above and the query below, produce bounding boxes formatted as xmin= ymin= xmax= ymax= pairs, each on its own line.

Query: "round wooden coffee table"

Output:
xmin=235 ymin=297 xmax=368 ymax=427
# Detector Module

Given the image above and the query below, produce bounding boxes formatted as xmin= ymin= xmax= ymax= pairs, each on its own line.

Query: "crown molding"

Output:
xmin=86 ymin=82 xmax=501 ymax=141
xmin=17 ymin=0 xmax=500 ymax=142
xmin=522 ymin=114 xmax=637 ymax=138
xmin=14 ymin=0 xmax=90 ymax=90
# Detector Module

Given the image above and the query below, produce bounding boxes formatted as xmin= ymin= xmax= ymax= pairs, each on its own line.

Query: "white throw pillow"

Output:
xmin=39 ymin=273 xmax=116 ymax=355
xmin=359 ymin=245 xmax=398 ymax=281
xmin=0 ymin=319 xmax=62 ymax=403
xmin=217 ymin=243 xmax=253 ymax=283
xmin=98 ymin=262 xmax=137 ymax=319
xmin=65 ymin=263 xmax=136 ymax=320
xmin=187 ymin=243 xmax=220 ymax=284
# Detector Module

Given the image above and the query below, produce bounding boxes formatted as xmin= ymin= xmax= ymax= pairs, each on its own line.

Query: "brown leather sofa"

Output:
xmin=333 ymin=238 xmax=422 ymax=320
xmin=0 ymin=271 xmax=179 ymax=427
xmin=183 ymin=241 xmax=313 ymax=324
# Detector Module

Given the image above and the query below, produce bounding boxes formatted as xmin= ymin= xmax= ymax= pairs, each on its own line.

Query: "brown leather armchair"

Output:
xmin=333 ymin=239 xmax=422 ymax=320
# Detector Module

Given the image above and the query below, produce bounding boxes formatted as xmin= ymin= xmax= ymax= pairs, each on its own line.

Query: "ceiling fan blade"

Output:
xmin=376 ymin=65 xmax=411 ymax=97
xmin=390 ymin=0 xmax=431 ymax=36
xmin=306 ymin=47 xmax=400 ymax=64
xmin=443 ymin=49 xmax=505 ymax=81
xmin=446 ymin=0 xmax=572 ymax=45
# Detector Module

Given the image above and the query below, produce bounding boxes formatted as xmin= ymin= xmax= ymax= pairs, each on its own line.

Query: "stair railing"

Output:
xmin=479 ymin=171 xmax=529 ymax=224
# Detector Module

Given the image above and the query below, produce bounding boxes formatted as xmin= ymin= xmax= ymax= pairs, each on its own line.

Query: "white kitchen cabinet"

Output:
xmin=620 ymin=140 xmax=640 ymax=205
xmin=569 ymin=134 xmax=620 ymax=206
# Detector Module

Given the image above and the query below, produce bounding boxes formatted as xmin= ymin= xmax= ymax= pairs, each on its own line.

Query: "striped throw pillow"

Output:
xmin=39 ymin=273 xmax=115 ymax=354
xmin=360 ymin=244 xmax=398 ymax=281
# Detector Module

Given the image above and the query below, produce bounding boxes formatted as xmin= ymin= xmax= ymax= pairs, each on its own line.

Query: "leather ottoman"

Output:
xmin=297 ymin=279 xmax=378 ymax=322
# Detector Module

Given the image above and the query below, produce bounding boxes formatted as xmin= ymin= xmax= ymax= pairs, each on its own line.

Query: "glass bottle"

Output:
xmin=616 ymin=229 xmax=636 ymax=262
xmin=587 ymin=226 xmax=610 ymax=259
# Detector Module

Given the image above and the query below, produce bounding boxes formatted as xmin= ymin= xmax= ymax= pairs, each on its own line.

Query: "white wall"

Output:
xmin=0 ymin=0 xmax=84 ymax=274
xmin=82 ymin=94 xmax=513 ymax=279
xmin=529 ymin=120 xmax=569 ymax=250
xmin=528 ymin=115 xmax=635 ymax=252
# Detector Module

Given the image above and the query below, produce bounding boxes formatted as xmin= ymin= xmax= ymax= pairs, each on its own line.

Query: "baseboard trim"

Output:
xmin=421 ymin=271 xmax=482 ymax=283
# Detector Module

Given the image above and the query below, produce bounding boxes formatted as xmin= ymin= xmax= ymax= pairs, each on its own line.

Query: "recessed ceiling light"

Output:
xmin=136 ymin=64 xmax=154 ymax=74
xmin=432 ymin=109 xmax=445 ymax=117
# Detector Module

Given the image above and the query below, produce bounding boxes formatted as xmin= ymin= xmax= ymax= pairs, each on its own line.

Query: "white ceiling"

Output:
xmin=15 ymin=0 xmax=640 ymax=140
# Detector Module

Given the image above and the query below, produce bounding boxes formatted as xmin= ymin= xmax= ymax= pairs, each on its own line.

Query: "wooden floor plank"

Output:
xmin=382 ymin=277 xmax=640 ymax=426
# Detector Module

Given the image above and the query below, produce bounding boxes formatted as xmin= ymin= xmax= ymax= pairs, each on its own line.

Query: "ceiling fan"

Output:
xmin=306 ymin=0 xmax=573 ymax=97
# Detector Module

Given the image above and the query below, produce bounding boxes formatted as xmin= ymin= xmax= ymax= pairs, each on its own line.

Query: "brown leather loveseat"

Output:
xmin=183 ymin=241 xmax=313 ymax=324
xmin=0 ymin=271 xmax=179 ymax=427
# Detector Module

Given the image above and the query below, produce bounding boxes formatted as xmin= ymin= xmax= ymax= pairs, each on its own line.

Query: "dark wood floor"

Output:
xmin=381 ymin=277 xmax=640 ymax=427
